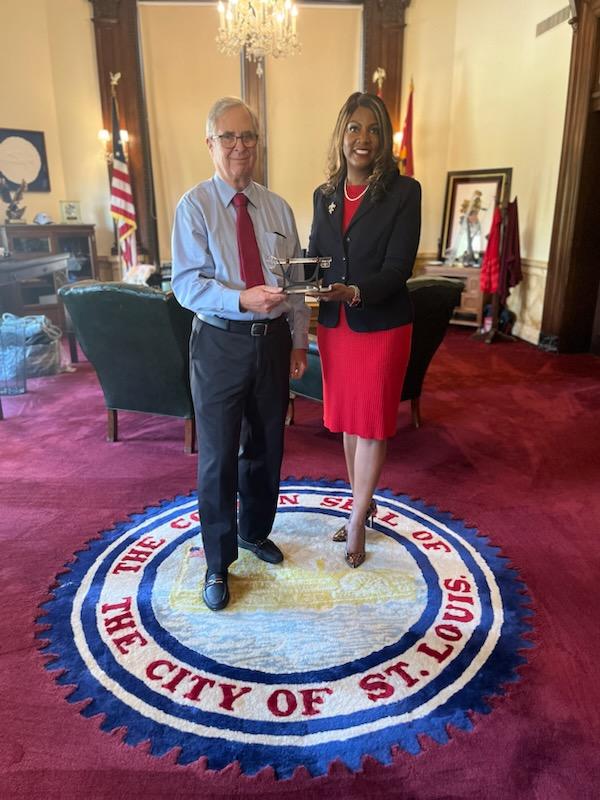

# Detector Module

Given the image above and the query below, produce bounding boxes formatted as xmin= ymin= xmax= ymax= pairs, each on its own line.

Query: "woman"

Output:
xmin=307 ymin=92 xmax=421 ymax=568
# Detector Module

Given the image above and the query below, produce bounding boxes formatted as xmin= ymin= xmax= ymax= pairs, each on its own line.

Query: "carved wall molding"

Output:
xmin=90 ymin=0 xmax=121 ymax=24
xmin=376 ymin=0 xmax=411 ymax=25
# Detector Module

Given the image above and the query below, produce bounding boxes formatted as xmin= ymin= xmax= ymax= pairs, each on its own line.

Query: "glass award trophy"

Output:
xmin=268 ymin=256 xmax=332 ymax=294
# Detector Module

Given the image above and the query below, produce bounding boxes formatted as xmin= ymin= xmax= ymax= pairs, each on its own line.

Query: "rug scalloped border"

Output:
xmin=36 ymin=477 xmax=534 ymax=778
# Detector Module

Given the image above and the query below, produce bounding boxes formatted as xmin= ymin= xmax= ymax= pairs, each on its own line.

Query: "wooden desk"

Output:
xmin=0 ymin=253 xmax=70 ymax=285
xmin=0 ymin=253 xmax=71 ymax=320
xmin=1 ymin=223 xmax=98 ymax=328
xmin=0 ymin=253 xmax=75 ymax=361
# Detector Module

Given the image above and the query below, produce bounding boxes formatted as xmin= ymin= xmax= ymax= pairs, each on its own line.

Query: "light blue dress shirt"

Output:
xmin=171 ymin=174 xmax=309 ymax=349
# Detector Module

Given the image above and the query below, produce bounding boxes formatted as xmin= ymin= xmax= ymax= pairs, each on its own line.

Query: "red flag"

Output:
xmin=480 ymin=206 xmax=502 ymax=293
xmin=399 ymin=83 xmax=414 ymax=177
xmin=110 ymin=93 xmax=137 ymax=271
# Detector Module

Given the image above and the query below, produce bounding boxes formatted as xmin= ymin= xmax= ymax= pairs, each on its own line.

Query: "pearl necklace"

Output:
xmin=344 ymin=179 xmax=369 ymax=202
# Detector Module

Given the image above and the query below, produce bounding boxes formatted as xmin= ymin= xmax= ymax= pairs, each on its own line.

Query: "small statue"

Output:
xmin=0 ymin=177 xmax=27 ymax=223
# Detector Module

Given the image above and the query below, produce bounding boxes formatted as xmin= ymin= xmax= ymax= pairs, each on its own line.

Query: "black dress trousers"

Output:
xmin=189 ymin=316 xmax=292 ymax=573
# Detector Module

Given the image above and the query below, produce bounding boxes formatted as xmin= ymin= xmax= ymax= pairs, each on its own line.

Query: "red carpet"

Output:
xmin=1 ymin=330 xmax=599 ymax=799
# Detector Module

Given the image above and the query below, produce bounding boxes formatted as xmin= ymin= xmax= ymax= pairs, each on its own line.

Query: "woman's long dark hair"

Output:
xmin=322 ymin=92 xmax=398 ymax=201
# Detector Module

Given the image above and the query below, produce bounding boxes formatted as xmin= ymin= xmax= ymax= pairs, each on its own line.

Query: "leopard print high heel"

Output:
xmin=344 ymin=541 xmax=366 ymax=568
xmin=331 ymin=499 xmax=377 ymax=542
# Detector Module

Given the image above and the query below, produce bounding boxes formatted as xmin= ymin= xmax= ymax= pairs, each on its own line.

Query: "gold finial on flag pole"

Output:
xmin=372 ymin=67 xmax=386 ymax=97
xmin=109 ymin=71 xmax=121 ymax=97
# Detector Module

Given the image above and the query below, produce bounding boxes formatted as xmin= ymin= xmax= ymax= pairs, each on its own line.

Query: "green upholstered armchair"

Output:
xmin=58 ymin=281 xmax=196 ymax=453
xmin=288 ymin=276 xmax=463 ymax=428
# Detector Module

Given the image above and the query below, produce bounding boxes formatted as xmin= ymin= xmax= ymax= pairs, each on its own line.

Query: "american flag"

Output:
xmin=110 ymin=94 xmax=137 ymax=271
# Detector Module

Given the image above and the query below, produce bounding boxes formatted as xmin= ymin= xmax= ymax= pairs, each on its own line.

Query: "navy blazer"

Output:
xmin=307 ymin=171 xmax=421 ymax=332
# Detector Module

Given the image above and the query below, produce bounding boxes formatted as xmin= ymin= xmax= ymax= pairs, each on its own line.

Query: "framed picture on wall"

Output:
xmin=60 ymin=200 xmax=81 ymax=224
xmin=439 ymin=168 xmax=512 ymax=266
xmin=0 ymin=129 xmax=51 ymax=192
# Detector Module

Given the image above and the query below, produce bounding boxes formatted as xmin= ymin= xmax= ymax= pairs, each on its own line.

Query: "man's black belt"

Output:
xmin=196 ymin=312 xmax=285 ymax=337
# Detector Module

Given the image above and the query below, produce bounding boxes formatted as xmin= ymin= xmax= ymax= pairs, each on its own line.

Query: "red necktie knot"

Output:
xmin=233 ymin=193 xmax=248 ymax=208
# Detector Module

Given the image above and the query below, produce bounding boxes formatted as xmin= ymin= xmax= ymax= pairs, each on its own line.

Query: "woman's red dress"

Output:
xmin=317 ymin=184 xmax=412 ymax=440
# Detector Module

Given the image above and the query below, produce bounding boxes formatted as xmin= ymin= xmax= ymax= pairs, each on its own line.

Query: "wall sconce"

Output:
xmin=98 ymin=128 xmax=110 ymax=162
xmin=98 ymin=128 xmax=129 ymax=163
xmin=393 ymin=131 xmax=403 ymax=159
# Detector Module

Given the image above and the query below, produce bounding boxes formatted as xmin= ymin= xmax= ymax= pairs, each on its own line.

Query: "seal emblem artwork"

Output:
xmin=37 ymin=479 xmax=532 ymax=777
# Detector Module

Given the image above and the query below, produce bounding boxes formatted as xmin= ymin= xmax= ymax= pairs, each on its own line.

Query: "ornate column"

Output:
xmin=89 ymin=0 xmax=158 ymax=262
xmin=363 ymin=0 xmax=411 ymax=129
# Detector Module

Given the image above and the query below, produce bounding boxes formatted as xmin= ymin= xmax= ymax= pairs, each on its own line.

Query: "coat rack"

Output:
xmin=474 ymin=197 xmax=522 ymax=344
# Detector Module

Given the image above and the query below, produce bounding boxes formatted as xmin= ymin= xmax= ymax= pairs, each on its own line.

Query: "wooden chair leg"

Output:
xmin=184 ymin=417 xmax=196 ymax=454
xmin=286 ymin=393 xmax=296 ymax=426
xmin=67 ymin=332 xmax=79 ymax=364
xmin=411 ymin=397 xmax=421 ymax=429
xmin=107 ymin=408 xmax=118 ymax=442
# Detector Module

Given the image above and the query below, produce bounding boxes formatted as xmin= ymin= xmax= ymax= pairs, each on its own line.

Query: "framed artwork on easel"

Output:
xmin=439 ymin=168 xmax=512 ymax=266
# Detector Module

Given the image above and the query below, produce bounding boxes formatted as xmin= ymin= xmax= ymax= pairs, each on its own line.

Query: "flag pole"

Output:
xmin=108 ymin=73 xmax=120 ymax=271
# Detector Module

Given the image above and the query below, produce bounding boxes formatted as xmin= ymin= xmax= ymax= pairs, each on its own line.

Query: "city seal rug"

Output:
xmin=37 ymin=478 xmax=533 ymax=778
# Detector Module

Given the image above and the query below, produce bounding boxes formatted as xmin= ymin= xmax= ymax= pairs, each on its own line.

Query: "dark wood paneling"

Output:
xmin=541 ymin=0 xmax=600 ymax=352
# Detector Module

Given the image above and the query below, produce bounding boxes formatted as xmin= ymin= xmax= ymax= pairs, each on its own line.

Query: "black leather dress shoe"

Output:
xmin=237 ymin=536 xmax=283 ymax=564
xmin=203 ymin=571 xmax=229 ymax=611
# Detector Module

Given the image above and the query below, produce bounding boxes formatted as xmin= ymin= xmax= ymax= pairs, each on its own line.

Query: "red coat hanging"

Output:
xmin=480 ymin=206 xmax=502 ymax=294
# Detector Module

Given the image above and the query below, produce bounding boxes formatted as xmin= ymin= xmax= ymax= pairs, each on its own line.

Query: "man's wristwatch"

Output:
xmin=346 ymin=284 xmax=361 ymax=307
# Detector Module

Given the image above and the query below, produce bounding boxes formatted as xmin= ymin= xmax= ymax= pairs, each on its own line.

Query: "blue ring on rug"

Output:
xmin=37 ymin=479 xmax=534 ymax=777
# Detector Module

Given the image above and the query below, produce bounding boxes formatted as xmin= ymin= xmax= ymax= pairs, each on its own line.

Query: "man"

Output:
xmin=171 ymin=97 xmax=309 ymax=611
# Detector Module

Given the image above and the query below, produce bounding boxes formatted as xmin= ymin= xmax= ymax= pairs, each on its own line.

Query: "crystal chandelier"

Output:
xmin=216 ymin=0 xmax=300 ymax=77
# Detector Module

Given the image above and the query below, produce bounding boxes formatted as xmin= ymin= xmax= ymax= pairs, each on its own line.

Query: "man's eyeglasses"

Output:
xmin=212 ymin=132 xmax=258 ymax=149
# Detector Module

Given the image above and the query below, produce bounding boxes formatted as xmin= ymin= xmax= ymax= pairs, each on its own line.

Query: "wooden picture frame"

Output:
xmin=439 ymin=168 xmax=512 ymax=265
xmin=0 ymin=129 xmax=51 ymax=192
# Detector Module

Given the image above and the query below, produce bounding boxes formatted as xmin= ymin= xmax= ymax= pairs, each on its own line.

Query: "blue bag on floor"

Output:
xmin=1 ymin=313 xmax=62 ymax=377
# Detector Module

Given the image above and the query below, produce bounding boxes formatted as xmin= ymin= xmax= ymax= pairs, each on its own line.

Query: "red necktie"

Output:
xmin=233 ymin=193 xmax=264 ymax=288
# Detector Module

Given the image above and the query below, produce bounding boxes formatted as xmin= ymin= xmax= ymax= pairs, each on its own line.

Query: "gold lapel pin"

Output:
xmin=328 ymin=202 xmax=336 ymax=215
